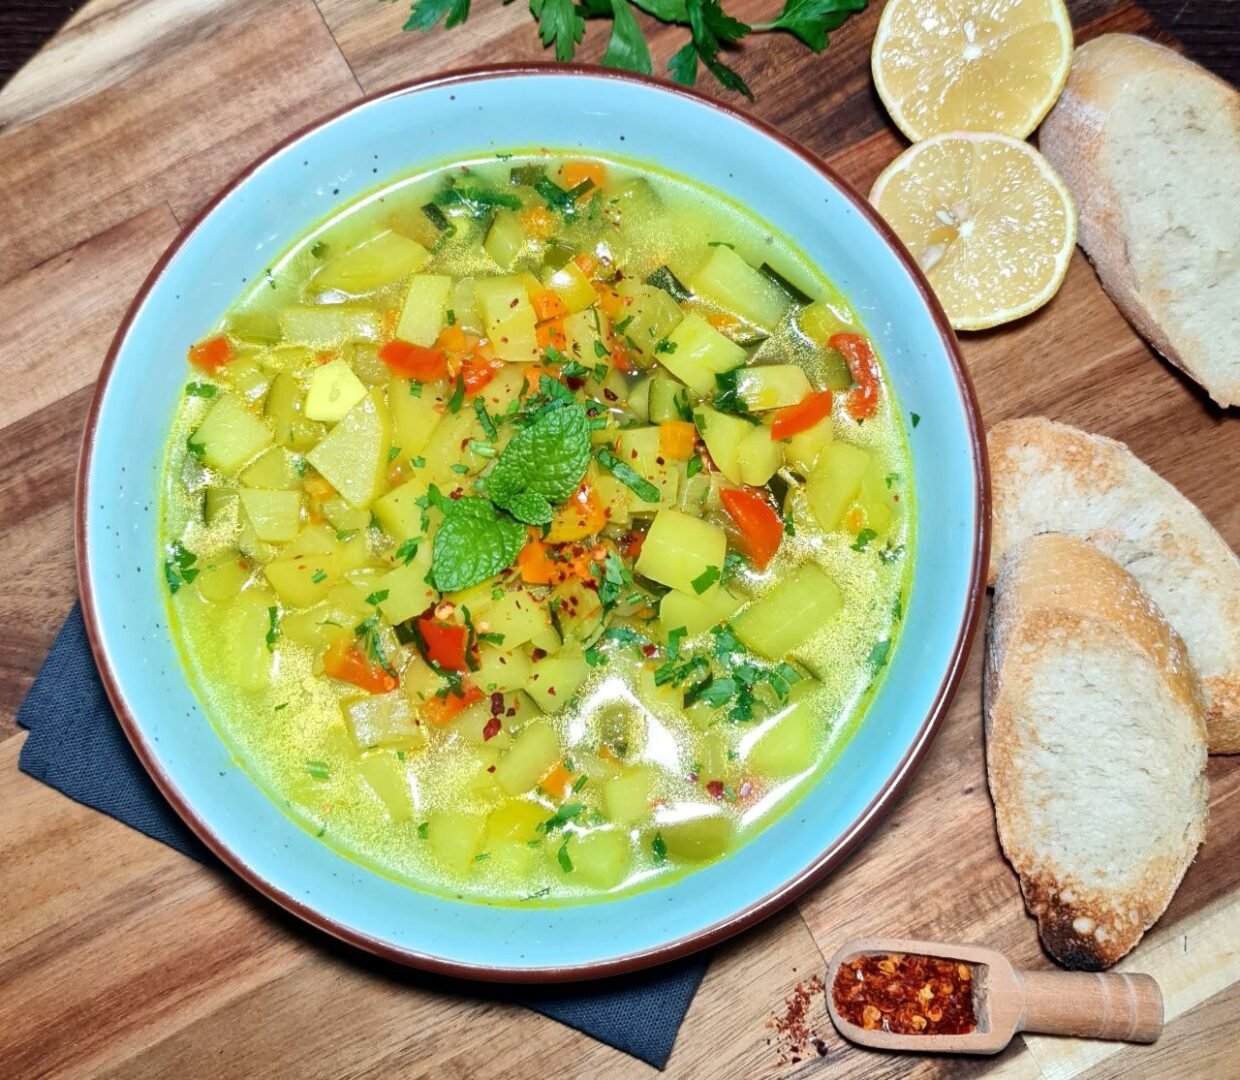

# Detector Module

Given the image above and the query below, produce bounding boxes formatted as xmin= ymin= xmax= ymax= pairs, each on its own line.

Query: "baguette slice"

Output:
xmin=989 ymin=417 xmax=1240 ymax=752
xmin=986 ymin=534 xmax=1208 ymax=969
xmin=1039 ymin=34 xmax=1240 ymax=407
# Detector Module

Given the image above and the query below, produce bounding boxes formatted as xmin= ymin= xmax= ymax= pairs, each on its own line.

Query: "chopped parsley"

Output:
xmin=596 ymin=448 xmax=661 ymax=503
xmin=557 ymin=837 xmax=574 ymax=873
xmin=184 ymin=382 xmax=217 ymax=398
xmin=851 ymin=528 xmax=878 ymax=552
xmin=311 ymin=568 xmax=327 ymax=583
xmin=365 ymin=589 xmax=390 ymax=606
xmin=652 ymin=832 xmax=668 ymax=862
xmin=691 ymin=565 xmax=721 ymax=594
xmin=265 ymin=606 xmax=280 ymax=651
xmin=667 ymin=625 xmax=688 ymax=660
xmin=355 ymin=614 xmax=398 ymax=677
xmin=911 ymin=412 xmax=921 ymax=428
xmin=447 ymin=373 xmax=466 ymax=414
xmin=394 ymin=537 xmax=420 ymax=565
xmin=473 ymin=397 xmax=498 ymax=440
xmin=163 ymin=540 xmax=199 ymax=594
xmin=306 ymin=760 xmax=330 ymax=781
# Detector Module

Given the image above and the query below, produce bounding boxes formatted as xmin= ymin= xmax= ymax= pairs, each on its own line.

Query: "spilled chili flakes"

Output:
xmin=831 ymin=952 xmax=976 ymax=1035
xmin=767 ymin=974 xmax=827 ymax=1066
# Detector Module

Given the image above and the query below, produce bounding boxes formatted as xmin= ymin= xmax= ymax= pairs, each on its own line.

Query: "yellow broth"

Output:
xmin=160 ymin=151 xmax=914 ymax=903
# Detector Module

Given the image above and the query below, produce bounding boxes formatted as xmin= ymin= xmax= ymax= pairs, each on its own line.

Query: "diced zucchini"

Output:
xmin=658 ymin=585 xmax=741 ymax=639
xmin=227 ymin=309 xmax=282 ymax=345
xmin=221 ymin=352 xmax=271 ymax=404
xmin=560 ymin=829 xmax=629 ymax=889
xmin=627 ymin=377 xmax=652 ymax=423
xmin=395 ymin=274 xmax=452 ymax=347
xmin=486 ymin=799 xmax=547 ymax=844
xmin=239 ymin=447 xmax=302 ymax=490
xmin=527 ymin=653 xmax=591 ymax=712
xmin=550 ymin=578 xmax=604 ymax=646
xmin=473 ymin=646 xmax=534 ymax=693
xmin=562 ymin=307 xmax=609 ymax=363
xmin=722 ymin=365 xmax=812 ymax=411
xmin=305 ymin=390 xmax=392 ymax=509
xmin=204 ymin=487 xmax=239 ymax=527
xmin=648 ymin=375 xmax=691 ymax=423
xmin=694 ymin=405 xmax=753 ymax=486
xmin=495 ymin=719 xmax=561 ymax=795
xmin=543 ymin=261 xmax=596 ymax=313
xmin=733 ymin=563 xmax=843 ymax=659
xmin=321 ymin=497 xmax=371 ymax=535
xmin=614 ymin=426 xmax=679 ymax=510
xmin=805 ymin=441 xmax=871 ymax=532
xmin=656 ymin=806 xmax=734 ymax=861
xmin=345 ymin=691 xmax=427 ymax=751
xmin=357 ymin=753 xmax=414 ymax=822
xmin=371 ymin=543 xmax=436 ymax=623
xmin=690 ymin=246 xmax=791 ymax=330
xmin=635 ymin=509 xmax=726 ymax=595
xmin=192 ymin=394 xmax=273 ymax=474
xmin=240 ymin=489 xmax=302 ymax=542
xmin=194 ymin=550 xmax=250 ymax=603
xmin=279 ymin=304 xmax=382 ymax=345
xmin=613 ymin=280 xmax=683 ymax=361
xmin=603 ymin=765 xmax=655 ymax=826
xmin=427 ymin=811 xmax=486 ymax=873
xmin=738 ymin=425 xmax=783 ymax=486
xmin=371 ymin=476 xmax=428 ymax=543
xmin=782 ymin=414 xmax=834 ymax=475
xmin=475 ymin=275 xmax=540 ymax=362
xmin=483 ymin=210 xmax=526 ymax=269
xmin=661 ymin=314 xmax=746 ymax=396
xmin=222 ymin=590 xmax=276 ymax=690
xmin=451 ymin=278 xmax=483 ymax=336
xmin=304 ymin=359 xmax=368 ymax=423
xmin=312 ymin=231 xmax=430 ymax=294
xmin=265 ymin=372 xmax=326 ymax=452
xmin=742 ymin=684 xmax=816 ymax=776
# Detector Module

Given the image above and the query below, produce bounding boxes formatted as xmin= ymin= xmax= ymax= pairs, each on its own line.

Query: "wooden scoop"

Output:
xmin=826 ymin=938 xmax=1163 ymax=1055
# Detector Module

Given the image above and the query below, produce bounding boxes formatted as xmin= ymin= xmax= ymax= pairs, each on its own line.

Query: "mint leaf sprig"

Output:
xmin=394 ymin=0 xmax=867 ymax=100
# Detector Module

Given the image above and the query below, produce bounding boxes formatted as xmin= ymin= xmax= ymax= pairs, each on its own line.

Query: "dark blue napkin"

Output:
xmin=17 ymin=604 xmax=709 ymax=1068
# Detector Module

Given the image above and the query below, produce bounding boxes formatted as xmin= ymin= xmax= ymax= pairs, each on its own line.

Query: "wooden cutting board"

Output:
xmin=1 ymin=2 xmax=1236 ymax=1076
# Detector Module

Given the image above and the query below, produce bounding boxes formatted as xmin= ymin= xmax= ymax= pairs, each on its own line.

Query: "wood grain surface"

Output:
xmin=1 ymin=2 xmax=1237 ymax=1077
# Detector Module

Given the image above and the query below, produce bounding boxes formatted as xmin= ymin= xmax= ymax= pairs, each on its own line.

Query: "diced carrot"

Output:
xmin=770 ymin=390 xmax=833 ymax=440
xmin=610 ymin=341 xmax=633 ymax=373
xmin=573 ymin=253 xmax=599 ymax=280
xmin=546 ymin=482 xmax=608 ymax=543
xmin=460 ymin=354 xmax=505 ymax=396
xmin=417 ymin=617 xmax=470 ymax=672
xmin=598 ymin=744 xmax=617 ymax=763
xmin=706 ymin=312 xmax=743 ymax=335
xmin=843 ymin=506 xmax=866 ymax=533
xmin=521 ymin=205 xmax=556 ymax=239
xmin=620 ymin=531 xmax=645 ymax=560
xmin=594 ymin=282 xmax=627 ymax=318
xmin=531 ymin=290 xmax=569 ymax=322
xmin=720 ymin=487 xmax=783 ymax=571
xmin=658 ymin=421 xmax=697 ymax=460
xmin=379 ymin=340 xmax=449 ymax=381
xmin=539 ymin=762 xmax=574 ymax=798
xmin=422 ymin=682 xmax=483 ymax=726
xmin=536 ymin=318 xmax=567 ymax=352
xmin=436 ymin=325 xmax=470 ymax=354
xmin=516 ymin=534 xmax=598 ymax=585
xmin=188 ymin=335 xmax=232 ymax=373
xmin=561 ymin=160 xmax=608 ymax=195
xmin=303 ymin=475 xmax=336 ymax=502
xmin=322 ymin=637 xmax=399 ymax=694
xmin=830 ymin=333 xmax=880 ymax=421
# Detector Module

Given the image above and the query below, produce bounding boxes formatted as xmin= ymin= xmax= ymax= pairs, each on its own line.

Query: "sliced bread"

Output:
xmin=986 ymin=533 xmax=1209 ymax=969
xmin=988 ymin=417 xmax=1240 ymax=752
xmin=1039 ymin=34 xmax=1240 ymax=407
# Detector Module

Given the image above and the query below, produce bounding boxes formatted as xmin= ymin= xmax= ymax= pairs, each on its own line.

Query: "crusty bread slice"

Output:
xmin=986 ymin=533 xmax=1209 ymax=969
xmin=1039 ymin=34 xmax=1240 ymax=408
xmin=988 ymin=417 xmax=1240 ymax=752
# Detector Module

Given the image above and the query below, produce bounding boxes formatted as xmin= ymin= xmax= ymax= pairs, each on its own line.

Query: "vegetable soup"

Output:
xmin=160 ymin=152 xmax=913 ymax=903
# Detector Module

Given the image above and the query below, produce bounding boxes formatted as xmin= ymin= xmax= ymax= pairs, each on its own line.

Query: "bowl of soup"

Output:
xmin=79 ymin=65 xmax=987 ymax=979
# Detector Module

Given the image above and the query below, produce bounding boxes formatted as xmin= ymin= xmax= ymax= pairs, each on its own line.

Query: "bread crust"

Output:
xmin=988 ymin=416 xmax=1240 ymax=752
xmin=986 ymin=534 xmax=1209 ymax=969
xmin=1039 ymin=34 xmax=1240 ymax=407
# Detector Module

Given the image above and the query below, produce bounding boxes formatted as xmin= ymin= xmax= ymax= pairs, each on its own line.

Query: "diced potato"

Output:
xmin=495 ymin=719 xmax=561 ymax=795
xmin=475 ymin=275 xmax=540 ymax=362
xmin=613 ymin=280 xmax=683 ymax=361
xmin=195 ymin=550 xmax=250 ymax=603
xmin=222 ymin=352 xmax=271 ymax=404
xmin=345 ymin=691 xmax=427 ymax=751
xmin=279 ymin=304 xmax=382 ymax=346
xmin=798 ymin=298 xmax=855 ymax=347
xmin=603 ymin=765 xmax=655 ymax=826
xmin=543 ymin=261 xmax=596 ymax=314
xmin=614 ymin=426 xmax=678 ymax=511
xmin=487 ymin=841 xmax=538 ymax=879
xmin=635 ymin=509 xmax=726 ymax=595
xmin=304 ymin=359 xmax=367 ymax=422
xmin=782 ymin=414 xmax=834 ymax=475
xmin=306 ymin=390 xmax=392 ymax=509
xmin=733 ymin=563 xmax=842 ymax=659
xmin=805 ymin=441 xmax=871 ymax=532
xmin=395 ymin=273 xmax=453 ymax=346
xmin=725 ymin=365 xmax=812 ymax=411
xmin=419 ymin=407 xmax=489 ymax=484
xmin=656 ymin=806 xmax=734 ymax=861
xmin=738 ymin=425 xmax=783 ymax=486
xmin=486 ymin=799 xmax=547 ymax=844
xmin=313 ymin=231 xmax=430 ymax=294
xmin=388 ymin=377 xmax=447 ymax=456
xmin=592 ymin=468 xmax=633 ymax=526
xmin=192 ymin=394 xmax=273 ymax=474
xmin=562 ymin=307 xmax=609 ymax=363
xmin=239 ymin=447 xmax=303 ymax=490
xmin=856 ymin=458 xmax=898 ymax=536
xmin=658 ymin=585 xmax=741 ymax=639
xmin=264 ymin=553 xmax=336 ymax=607
xmin=451 ymin=699 xmax=513 ymax=749
xmin=227 ymin=309 xmax=282 ymax=345
xmin=222 ymin=590 xmax=276 ymax=690
xmin=527 ymin=654 xmax=591 ymax=712
xmin=486 ymin=590 xmax=555 ymax=650
xmin=204 ymin=487 xmax=239 ymax=527
xmin=371 ymin=476 xmax=429 ymax=544
xmin=693 ymin=405 xmax=753 ymax=485
xmin=660 ymin=314 xmax=745 ymax=396
xmin=743 ymin=686 xmax=816 ymax=777
xmin=265 ymin=372 xmax=326 ymax=451
xmin=426 ymin=810 xmax=486 ymax=874
xmin=561 ymin=829 xmax=629 ymax=889
xmin=357 ymin=753 xmax=413 ymax=822
xmin=452 ymin=277 xmax=483 ymax=335
xmin=549 ymin=578 xmax=604 ymax=646
xmin=484 ymin=210 xmax=526 ymax=269
xmin=444 ymin=578 xmax=501 ymax=618
xmin=401 ymin=656 xmax=449 ymax=707
xmin=370 ymin=542 xmax=436 ymax=623
xmin=240 ymin=489 xmax=302 ymax=542
xmin=689 ymin=246 xmax=791 ymax=330
xmin=321 ymin=497 xmax=371 ymax=534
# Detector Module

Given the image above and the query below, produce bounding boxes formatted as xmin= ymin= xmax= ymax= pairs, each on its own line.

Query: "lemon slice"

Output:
xmin=872 ymin=0 xmax=1074 ymax=141
xmin=870 ymin=132 xmax=1076 ymax=330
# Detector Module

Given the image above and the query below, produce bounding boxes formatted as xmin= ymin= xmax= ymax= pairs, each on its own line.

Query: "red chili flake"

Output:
xmin=531 ymin=648 xmax=547 ymax=661
xmin=603 ymin=388 xmax=618 ymax=401
xmin=490 ymin=692 xmax=505 ymax=715
xmin=486 ymin=764 xmax=496 ymax=773
xmin=641 ymin=644 xmax=657 ymax=658
xmin=770 ymin=975 xmax=826 ymax=1067
xmin=482 ymin=715 xmax=502 ymax=741
xmin=655 ymin=456 xmax=665 ymax=466
xmin=706 ymin=780 xmax=725 ymax=799
xmin=831 ymin=953 xmax=976 ymax=1036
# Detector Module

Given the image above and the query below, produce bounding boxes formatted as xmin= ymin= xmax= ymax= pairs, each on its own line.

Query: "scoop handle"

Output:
xmin=1017 ymin=970 xmax=1163 ymax=1043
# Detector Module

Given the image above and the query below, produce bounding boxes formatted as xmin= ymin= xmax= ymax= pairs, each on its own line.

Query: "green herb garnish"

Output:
xmin=429 ymin=495 xmax=527 ymax=593
xmin=481 ymin=402 xmax=591 ymax=525
xmin=265 ymin=606 xmax=280 ymax=651
xmin=596 ymin=448 xmax=661 ymax=503
xmin=306 ymin=760 xmax=331 ymax=781
xmin=691 ymin=565 xmax=721 ymax=594
xmin=850 ymin=528 xmax=878 ymax=552
xmin=394 ymin=537 xmax=420 ymax=565
xmin=163 ymin=540 xmax=200 ymax=594
xmin=185 ymin=382 xmax=218 ymax=398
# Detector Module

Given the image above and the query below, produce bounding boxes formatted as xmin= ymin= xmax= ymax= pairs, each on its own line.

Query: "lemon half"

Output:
xmin=870 ymin=132 xmax=1077 ymax=330
xmin=873 ymin=0 xmax=1074 ymax=141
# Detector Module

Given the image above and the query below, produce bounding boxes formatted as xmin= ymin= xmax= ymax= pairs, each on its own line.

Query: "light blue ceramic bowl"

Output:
xmin=78 ymin=65 xmax=988 ymax=981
